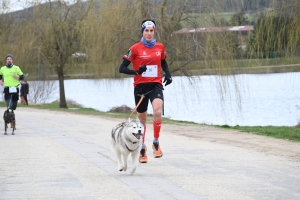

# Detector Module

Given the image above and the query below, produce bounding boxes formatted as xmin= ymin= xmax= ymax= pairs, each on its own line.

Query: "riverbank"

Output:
xmin=3 ymin=101 xmax=299 ymax=143
xmin=28 ymin=62 xmax=300 ymax=80
xmin=60 ymin=63 xmax=300 ymax=79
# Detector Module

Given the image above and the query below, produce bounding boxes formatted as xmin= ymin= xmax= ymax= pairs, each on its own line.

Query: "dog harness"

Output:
xmin=125 ymin=144 xmax=139 ymax=152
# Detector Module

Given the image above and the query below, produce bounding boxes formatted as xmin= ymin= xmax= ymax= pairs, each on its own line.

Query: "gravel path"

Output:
xmin=0 ymin=107 xmax=299 ymax=200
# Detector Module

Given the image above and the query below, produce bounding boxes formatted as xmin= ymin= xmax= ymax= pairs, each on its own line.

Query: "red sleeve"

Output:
xmin=161 ymin=44 xmax=166 ymax=60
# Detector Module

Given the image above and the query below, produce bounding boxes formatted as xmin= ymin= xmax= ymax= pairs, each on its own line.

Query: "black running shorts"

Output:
xmin=134 ymin=83 xmax=164 ymax=113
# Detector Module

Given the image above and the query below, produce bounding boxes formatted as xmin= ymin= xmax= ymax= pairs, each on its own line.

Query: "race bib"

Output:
xmin=142 ymin=65 xmax=158 ymax=77
xmin=9 ymin=86 xmax=17 ymax=93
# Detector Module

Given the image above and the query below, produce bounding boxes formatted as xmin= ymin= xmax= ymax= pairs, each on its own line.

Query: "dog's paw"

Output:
xmin=123 ymin=165 xmax=127 ymax=171
xmin=130 ymin=166 xmax=137 ymax=175
xmin=118 ymin=165 xmax=124 ymax=171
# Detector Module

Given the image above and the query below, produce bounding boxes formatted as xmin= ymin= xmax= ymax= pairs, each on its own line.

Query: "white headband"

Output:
xmin=142 ymin=21 xmax=156 ymax=32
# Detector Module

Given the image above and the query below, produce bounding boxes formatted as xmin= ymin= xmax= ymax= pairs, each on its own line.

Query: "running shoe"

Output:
xmin=139 ymin=145 xmax=148 ymax=163
xmin=152 ymin=142 xmax=163 ymax=158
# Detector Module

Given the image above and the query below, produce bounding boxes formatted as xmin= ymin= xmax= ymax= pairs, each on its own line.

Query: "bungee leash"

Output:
xmin=123 ymin=95 xmax=145 ymax=123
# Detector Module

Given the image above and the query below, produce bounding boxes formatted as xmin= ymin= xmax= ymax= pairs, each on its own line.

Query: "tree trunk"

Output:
xmin=57 ymin=66 xmax=67 ymax=108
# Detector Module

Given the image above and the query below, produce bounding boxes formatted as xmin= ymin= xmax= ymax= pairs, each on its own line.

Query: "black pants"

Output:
xmin=5 ymin=99 xmax=18 ymax=110
xmin=4 ymin=87 xmax=19 ymax=110
xmin=23 ymin=93 xmax=28 ymax=105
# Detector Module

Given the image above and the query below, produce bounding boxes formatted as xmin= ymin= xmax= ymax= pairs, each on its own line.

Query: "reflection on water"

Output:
xmin=36 ymin=73 xmax=300 ymax=126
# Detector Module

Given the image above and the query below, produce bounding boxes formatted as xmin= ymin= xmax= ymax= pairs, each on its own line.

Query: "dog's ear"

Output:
xmin=134 ymin=118 xmax=140 ymax=123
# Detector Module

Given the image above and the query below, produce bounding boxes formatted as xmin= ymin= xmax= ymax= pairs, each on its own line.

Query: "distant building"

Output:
xmin=173 ymin=25 xmax=254 ymax=50
xmin=173 ymin=25 xmax=254 ymax=34
xmin=72 ymin=52 xmax=86 ymax=58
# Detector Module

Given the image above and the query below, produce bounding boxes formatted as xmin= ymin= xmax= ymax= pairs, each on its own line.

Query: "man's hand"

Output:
xmin=136 ymin=65 xmax=147 ymax=75
xmin=13 ymin=73 xmax=19 ymax=79
xmin=163 ymin=74 xmax=172 ymax=86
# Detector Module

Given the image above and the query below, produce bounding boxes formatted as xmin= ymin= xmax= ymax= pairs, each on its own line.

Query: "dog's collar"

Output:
xmin=126 ymin=138 xmax=137 ymax=144
xmin=125 ymin=144 xmax=139 ymax=152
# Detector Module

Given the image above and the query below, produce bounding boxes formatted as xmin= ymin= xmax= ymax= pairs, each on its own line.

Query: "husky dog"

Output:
xmin=111 ymin=119 xmax=144 ymax=175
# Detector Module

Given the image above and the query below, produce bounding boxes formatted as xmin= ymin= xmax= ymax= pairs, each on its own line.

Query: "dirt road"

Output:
xmin=0 ymin=107 xmax=299 ymax=200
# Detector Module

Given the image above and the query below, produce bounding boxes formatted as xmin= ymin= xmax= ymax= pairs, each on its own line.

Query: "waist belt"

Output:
xmin=4 ymin=85 xmax=19 ymax=88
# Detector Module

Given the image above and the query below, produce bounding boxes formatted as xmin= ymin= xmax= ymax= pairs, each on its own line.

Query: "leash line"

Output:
xmin=124 ymin=95 xmax=145 ymax=122
xmin=123 ymin=85 xmax=159 ymax=123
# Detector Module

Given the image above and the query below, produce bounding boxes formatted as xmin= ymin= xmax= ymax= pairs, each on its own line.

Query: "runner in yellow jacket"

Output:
xmin=0 ymin=54 xmax=24 ymax=125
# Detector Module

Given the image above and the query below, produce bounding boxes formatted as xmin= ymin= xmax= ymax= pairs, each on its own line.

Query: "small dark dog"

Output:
xmin=3 ymin=109 xmax=15 ymax=135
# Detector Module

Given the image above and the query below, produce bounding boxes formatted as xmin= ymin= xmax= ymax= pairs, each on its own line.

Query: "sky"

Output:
xmin=0 ymin=0 xmax=47 ymax=12
xmin=0 ymin=0 xmax=82 ymax=13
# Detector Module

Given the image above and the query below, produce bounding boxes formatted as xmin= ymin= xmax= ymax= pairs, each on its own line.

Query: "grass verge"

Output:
xmin=217 ymin=125 xmax=300 ymax=142
xmin=0 ymin=101 xmax=198 ymax=125
xmin=1 ymin=101 xmax=299 ymax=142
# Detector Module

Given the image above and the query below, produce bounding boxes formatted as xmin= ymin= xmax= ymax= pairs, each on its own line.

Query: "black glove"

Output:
xmin=163 ymin=73 xmax=172 ymax=86
xmin=136 ymin=65 xmax=147 ymax=75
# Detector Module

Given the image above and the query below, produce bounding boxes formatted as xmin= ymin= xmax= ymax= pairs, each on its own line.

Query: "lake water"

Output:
xmin=26 ymin=72 xmax=300 ymax=126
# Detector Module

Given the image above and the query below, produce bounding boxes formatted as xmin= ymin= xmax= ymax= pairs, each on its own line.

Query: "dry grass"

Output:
xmin=108 ymin=105 xmax=133 ymax=113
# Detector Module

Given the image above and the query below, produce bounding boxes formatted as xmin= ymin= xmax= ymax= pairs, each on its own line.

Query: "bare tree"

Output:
xmin=17 ymin=0 xmax=95 ymax=108
xmin=28 ymin=79 xmax=57 ymax=104
xmin=0 ymin=0 xmax=298 ymax=111
xmin=83 ymin=0 xmax=196 ymax=78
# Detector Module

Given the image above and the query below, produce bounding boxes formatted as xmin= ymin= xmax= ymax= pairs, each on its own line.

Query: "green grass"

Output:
xmin=1 ymin=101 xmax=299 ymax=142
xmin=0 ymin=101 xmax=198 ymax=125
xmin=217 ymin=125 xmax=300 ymax=142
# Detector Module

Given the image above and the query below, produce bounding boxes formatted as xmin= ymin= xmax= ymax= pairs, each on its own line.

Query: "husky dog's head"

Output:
xmin=124 ymin=119 xmax=144 ymax=142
